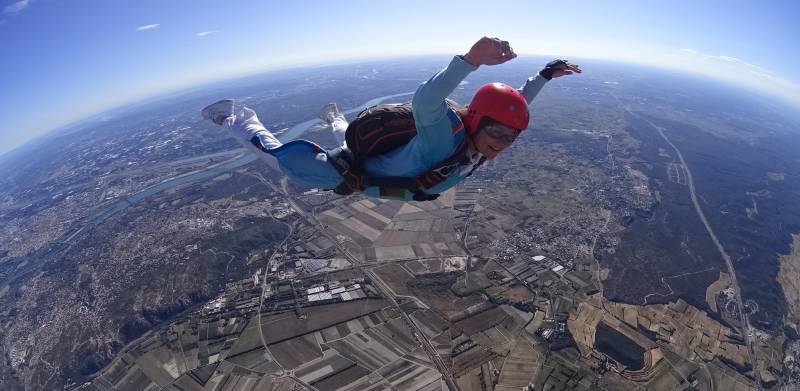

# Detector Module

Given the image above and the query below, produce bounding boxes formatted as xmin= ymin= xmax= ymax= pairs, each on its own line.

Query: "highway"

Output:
xmin=261 ymin=183 xmax=459 ymax=390
xmin=303 ymin=197 xmax=459 ymax=391
xmin=247 ymin=173 xmax=323 ymax=390
xmin=365 ymin=268 xmax=459 ymax=391
xmin=635 ymin=113 xmax=763 ymax=391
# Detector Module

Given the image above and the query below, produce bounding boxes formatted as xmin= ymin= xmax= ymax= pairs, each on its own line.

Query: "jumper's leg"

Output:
xmin=319 ymin=102 xmax=349 ymax=148
xmin=201 ymin=99 xmax=280 ymax=170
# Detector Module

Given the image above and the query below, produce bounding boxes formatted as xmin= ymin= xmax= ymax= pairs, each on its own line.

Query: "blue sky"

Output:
xmin=1 ymin=0 xmax=798 ymax=155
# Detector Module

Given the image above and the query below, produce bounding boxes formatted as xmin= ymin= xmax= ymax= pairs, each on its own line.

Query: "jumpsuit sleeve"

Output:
xmin=411 ymin=55 xmax=478 ymax=145
xmin=518 ymin=74 xmax=549 ymax=104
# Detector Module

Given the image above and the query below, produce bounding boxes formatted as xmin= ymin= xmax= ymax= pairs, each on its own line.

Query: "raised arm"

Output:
xmin=411 ymin=56 xmax=477 ymax=126
xmin=412 ymin=37 xmax=517 ymax=126
xmin=518 ymin=75 xmax=549 ymax=105
xmin=518 ymin=59 xmax=582 ymax=104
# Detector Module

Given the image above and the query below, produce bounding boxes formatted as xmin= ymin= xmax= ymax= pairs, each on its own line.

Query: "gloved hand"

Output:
xmin=333 ymin=171 xmax=364 ymax=196
xmin=539 ymin=59 xmax=582 ymax=80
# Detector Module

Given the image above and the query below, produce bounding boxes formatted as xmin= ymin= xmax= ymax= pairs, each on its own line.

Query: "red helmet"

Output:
xmin=463 ymin=83 xmax=529 ymax=134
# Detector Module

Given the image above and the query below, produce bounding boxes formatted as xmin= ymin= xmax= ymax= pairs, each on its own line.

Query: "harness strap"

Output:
xmin=324 ymin=138 xmax=481 ymax=200
xmin=325 ymin=147 xmax=363 ymax=196
xmin=416 ymin=138 xmax=471 ymax=189
xmin=465 ymin=156 xmax=487 ymax=178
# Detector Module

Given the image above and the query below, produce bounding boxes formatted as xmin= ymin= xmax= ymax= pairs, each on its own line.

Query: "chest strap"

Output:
xmin=325 ymin=138 xmax=483 ymax=201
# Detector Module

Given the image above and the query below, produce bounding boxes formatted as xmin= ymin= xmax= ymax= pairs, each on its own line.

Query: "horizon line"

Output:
xmin=2 ymin=51 xmax=799 ymax=158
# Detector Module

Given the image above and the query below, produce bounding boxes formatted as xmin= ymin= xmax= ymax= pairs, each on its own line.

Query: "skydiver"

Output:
xmin=201 ymin=37 xmax=581 ymax=201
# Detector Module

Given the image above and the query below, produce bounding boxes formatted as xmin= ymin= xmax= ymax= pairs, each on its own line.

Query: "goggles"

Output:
xmin=483 ymin=125 xmax=520 ymax=144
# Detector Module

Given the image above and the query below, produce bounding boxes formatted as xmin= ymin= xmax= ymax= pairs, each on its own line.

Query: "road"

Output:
xmin=246 ymin=172 xmax=323 ymax=391
xmin=365 ymin=268 xmax=459 ymax=391
xmin=304 ymin=197 xmax=459 ymax=391
xmin=634 ymin=113 xmax=763 ymax=391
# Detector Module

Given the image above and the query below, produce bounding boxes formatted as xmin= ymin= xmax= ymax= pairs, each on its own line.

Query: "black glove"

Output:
xmin=539 ymin=59 xmax=571 ymax=80
xmin=333 ymin=171 xmax=364 ymax=196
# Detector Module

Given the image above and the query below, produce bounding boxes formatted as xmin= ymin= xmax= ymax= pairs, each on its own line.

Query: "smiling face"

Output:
xmin=471 ymin=119 xmax=521 ymax=159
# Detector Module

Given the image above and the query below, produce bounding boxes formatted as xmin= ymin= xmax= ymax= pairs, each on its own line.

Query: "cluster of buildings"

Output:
xmin=501 ymin=254 xmax=571 ymax=288
xmin=305 ymin=281 xmax=366 ymax=303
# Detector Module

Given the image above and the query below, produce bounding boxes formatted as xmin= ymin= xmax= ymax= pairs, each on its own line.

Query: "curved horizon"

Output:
xmin=1 ymin=1 xmax=798 ymax=156
xmin=1 ymin=51 xmax=798 ymax=159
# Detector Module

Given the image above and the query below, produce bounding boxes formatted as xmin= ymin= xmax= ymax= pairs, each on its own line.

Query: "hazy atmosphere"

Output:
xmin=0 ymin=0 xmax=798 ymax=154
xmin=2 ymin=1 xmax=800 ymax=391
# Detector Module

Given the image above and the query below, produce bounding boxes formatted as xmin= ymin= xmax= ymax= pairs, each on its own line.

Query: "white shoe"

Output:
xmin=201 ymin=99 xmax=234 ymax=125
xmin=318 ymin=102 xmax=343 ymax=125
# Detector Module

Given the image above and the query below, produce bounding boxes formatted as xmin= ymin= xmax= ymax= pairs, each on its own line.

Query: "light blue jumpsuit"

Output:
xmin=255 ymin=56 xmax=548 ymax=201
